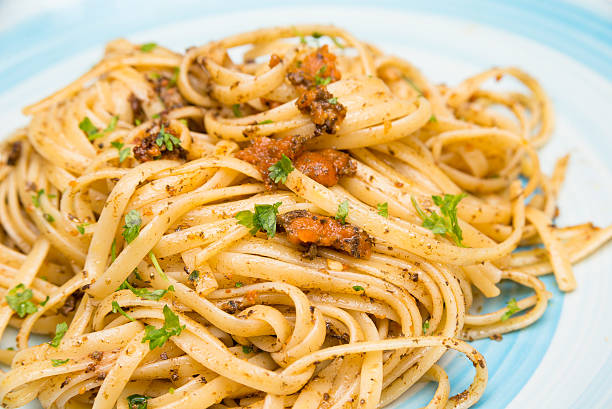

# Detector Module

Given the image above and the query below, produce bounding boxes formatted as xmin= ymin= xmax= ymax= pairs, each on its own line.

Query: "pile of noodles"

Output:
xmin=0 ymin=25 xmax=610 ymax=409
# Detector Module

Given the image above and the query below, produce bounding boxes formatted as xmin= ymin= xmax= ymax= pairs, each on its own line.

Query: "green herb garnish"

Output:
xmin=127 ymin=394 xmax=149 ymax=409
xmin=155 ymin=125 xmax=181 ymax=151
xmin=352 ymin=285 xmax=365 ymax=292
xmin=335 ymin=200 xmax=349 ymax=224
xmin=118 ymin=280 xmax=170 ymax=301
xmin=377 ymin=202 xmax=388 ymax=218
xmin=111 ymin=141 xmax=131 ymax=163
xmin=501 ymin=298 xmax=520 ymax=321
xmin=411 ymin=194 xmax=467 ymax=246
xmin=188 ymin=270 xmax=199 ymax=282
xmin=51 ymin=358 xmax=69 ymax=367
xmin=423 ymin=319 xmax=430 ymax=334
xmin=32 ymin=189 xmax=44 ymax=207
xmin=235 ymin=202 xmax=282 ymax=238
xmin=140 ymin=43 xmax=157 ymax=52
xmin=328 ymin=97 xmax=338 ymax=104
xmin=257 ymin=119 xmax=274 ymax=125
xmin=268 ymin=154 xmax=294 ymax=184
xmin=429 ymin=115 xmax=438 ymax=123
xmin=232 ymin=104 xmax=242 ymax=118
xmin=112 ymin=301 xmax=135 ymax=322
xmin=79 ymin=116 xmax=118 ymax=141
xmin=235 ymin=282 xmax=243 ymax=288
xmin=141 ymin=305 xmax=185 ymax=350
xmin=242 ymin=345 xmax=253 ymax=354
xmin=76 ymin=221 xmax=89 ymax=235
xmin=49 ymin=322 xmax=68 ymax=347
xmin=6 ymin=284 xmax=37 ymax=318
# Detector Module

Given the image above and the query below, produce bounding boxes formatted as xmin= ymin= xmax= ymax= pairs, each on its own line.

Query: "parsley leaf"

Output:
xmin=235 ymin=282 xmax=243 ymax=288
xmin=268 ymin=154 xmax=294 ymax=184
xmin=169 ymin=67 xmax=179 ymax=87
xmin=187 ymin=270 xmax=199 ymax=282
xmin=352 ymin=285 xmax=365 ymax=291
xmin=140 ymin=43 xmax=157 ymax=52
xmin=314 ymin=65 xmax=332 ymax=86
xmin=232 ymin=104 xmax=242 ymax=117
xmin=235 ymin=202 xmax=282 ymax=237
xmin=112 ymin=301 xmax=135 ymax=322
xmin=335 ymin=200 xmax=349 ymax=224
xmin=118 ymin=280 xmax=170 ymax=301
xmin=32 ymin=189 xmax=45 ymax=208
xmin=5 ymin=284 xmax=37 ymax=318
xmin=49 ymin=322 xmax=68 ymax=348
xmin=429 ymin=114 xmax=438 ymax=123
xmin=78 ymin=117 xmax=98 ymax=138
xmin=122 ymin=210 xmax=142 ymax=244
xmin=40 ymin=296 xmax=50 ymax=306
xmin=501 ymin=298 xmax=520 ymax=321
xmin=141 ymin=305 xmax=185 ymax=350
xmin=76 ymin=221 xmax=89 ymax=235
xmin=127 ymin=394 xmax=149 ymax=409
xmin=149 ymin=252 xmax=169 ymax=281
xmin=43 ymin=213 xmax=55 ymax=223
xmin=377 ymin=202 xmax=388 ymax=218
xmin=155 ymin=125 xmax=181 ymax=151
xmin=242 ymin=345 xmax=253 ymax=354
xmin=51 ymin=358 xmax=69 ymax=367
xmin=411 ymin=194 xmax=467 ymax=246
xmin=328 ymin=97 xmax=338 ymax=104
xmin=312 ymin=32 xmax=323 ymax=39
xmin=79 ymin=116 xmax=118 ymax=141
xmin=257 ymin=119 xmax=274 ymax=125
xmin=330 ymin=36 xmax=345 ymax=49
xmin=423 ymin=319 xmax=430 ymax=334
xmin=111 ymin=141 xmax=131 ymax=163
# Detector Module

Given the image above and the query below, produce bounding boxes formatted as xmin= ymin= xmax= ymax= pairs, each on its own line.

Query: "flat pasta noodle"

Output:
xmin=0 ymin=24 xmax=609 ymax=409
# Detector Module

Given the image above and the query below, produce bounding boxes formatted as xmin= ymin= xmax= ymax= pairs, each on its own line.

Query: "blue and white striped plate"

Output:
xmin=1 ymin=1 xmax=610 ymax=408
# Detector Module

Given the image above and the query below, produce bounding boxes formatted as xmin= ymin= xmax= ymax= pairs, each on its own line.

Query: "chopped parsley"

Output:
xmin=111 ymin=239 xmax=117 ymax=262
xmin=122 ymin=210 xmax=142 ymax=243
xmin=155 ymin=125 xmax=181 ymax=151
xmin=51 ymin=358 xmax=69 ymax=367
xmin=330 ymin=36 xmax=345 ymax=49
xmin=43 ymin=213 xmax=55 ymax=223
xmin=79 ymin=116 xmax=118 ymax=141
xmin=40 ymin=296 xmax=50 ymax=306
xmin=187 ymin=270 xmax=200 ymax=282
xmin=328 ymin=97 xmax=338 ymax=104
xmin=501 ymin=298 xmax=520 ymax=321
xmin=32 ymin=189 xmax=45 ymax=207
xmin=49 ymin=322 xmax=68 ymax=347
xmin=127 ymin=394 xmax=150 ymax=409
xmin=314 ymin=65 xmax=332 ymax=86
xmin=118 ymin=280 xmax=170 ymax=301
xmin=423 ymin=319 xmax=430 ymax=334
xmin=111 ymin=141 xmax=131 ymax=163
xmin=335 ymin=200 xmax=349 ymax=224
xmin=169 ymin=67 xmax=179 ymax=87
xmin=429 ymin=115 xmax=438 ymax=123
xmin=257 ymin=119 xmax=274 ymax=125
xmin=352 ymin=285 xmax=365 ymax=292
xmin=168 ymin=387 xmax=175 ymax=394
xmin=6 ymin=284 xmax=37 ymax=318
xmin=232 ymin=104 xmax=242 ymax=117
xmin=268 ymin=154 xmax=294 ymax=184
xmin=112 ymin=301 xmax=135 ymax=322
xmin=151 ymin=113 xmax=160 ymax=119
xmin=411 ymin=194 xmax=467 ymax=246
xmin=377 ymin=202 xmax=388 ymax=218
xmin=235 ymin=202 xmax=282 ymax=238
xmin=76 ymin=221 xmax=89 ymax=235
xmin=242 ymin=345 xmax=253 ymax=354
xmin=140 ymin=43 xmax=157 ymax=52
xmin=235 ymin=282 xmax=243 ymax=288
xmin=141 ymin=305 xmax=185 ymax=350
xmin=312 ymin=32 xmax=323 ymax=39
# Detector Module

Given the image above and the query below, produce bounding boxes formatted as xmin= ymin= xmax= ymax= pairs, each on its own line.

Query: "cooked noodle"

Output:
xmin=0 ymin=25 xmax=609 ymax=409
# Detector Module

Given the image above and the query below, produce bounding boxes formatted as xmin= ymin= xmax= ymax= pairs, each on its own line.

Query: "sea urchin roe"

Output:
xmin=236 ymin=136 xmax=354 ymax=188
xmin=133 ymin=122 xmax=187 ymax=162
xmin=149 ymin=73 xmax=186 ymax=110
xmin=294 ymin=149 xmax=356 ymax=187
xmin=287 ymin=45 xmax=341 ymax=92
xmin=277 ymin=210 xmax=372 ymax=259
xmin=296 ymin=86 xmax=347 ymax=136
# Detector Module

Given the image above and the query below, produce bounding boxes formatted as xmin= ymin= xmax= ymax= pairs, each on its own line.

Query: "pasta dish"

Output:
xmin=0 ymin=25 xmax=610 ymax=409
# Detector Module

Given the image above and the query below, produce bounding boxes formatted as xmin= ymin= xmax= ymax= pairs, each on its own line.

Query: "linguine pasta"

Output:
xmin=0 ymin=24 xmax=610 ymax=409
